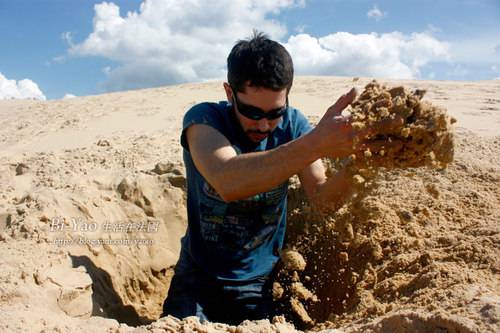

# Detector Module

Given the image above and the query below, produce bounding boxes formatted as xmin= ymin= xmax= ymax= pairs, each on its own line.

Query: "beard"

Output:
xmin=246 ymin=129 xmax=271 ymax=142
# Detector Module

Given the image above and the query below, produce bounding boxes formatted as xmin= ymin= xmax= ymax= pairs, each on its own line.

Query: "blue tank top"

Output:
xmin=180 ymin=101 xmax=312 ymax=281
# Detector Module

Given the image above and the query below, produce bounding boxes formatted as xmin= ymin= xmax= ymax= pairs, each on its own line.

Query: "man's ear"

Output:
xmin=223 ymin=82 xmax=233 ymax=103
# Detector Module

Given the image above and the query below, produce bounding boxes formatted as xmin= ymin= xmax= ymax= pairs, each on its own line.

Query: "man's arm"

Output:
xmin=186 ymin=89 xmax=359 ymax=202
xmin=186 ymin=88 xmax=401 ymax=203
xmin=187 ymin=123 xmax=321 ymax=202
xmin=298 ymin=161 xmax=358 ymax=213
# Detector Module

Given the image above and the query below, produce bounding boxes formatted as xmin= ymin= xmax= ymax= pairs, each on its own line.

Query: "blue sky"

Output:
xmin=0 ymin=0 xmax=499 ymax=100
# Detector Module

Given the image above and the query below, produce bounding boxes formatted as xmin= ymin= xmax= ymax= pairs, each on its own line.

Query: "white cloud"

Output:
xmin=0 ymin=72 xmax=46 ymax=100
xmin=425 ymin=24 xmax=442 ymax=34
xmin=448 ymin=36 xmax=500 ymax=66
xmin=284 ymin=32 xmax=449 ymax=79
xmin=63 ymin=93 xmax=76 ymax=99
xmin=367 ymin=5 xmax=385 ymax=21
xmin=61 ymin=31 xmax=74 ymax=47
xmin=69 ymin=0 xmax=450 ymax=91
xmin=69 ymin=0 xmax=303 ymax=91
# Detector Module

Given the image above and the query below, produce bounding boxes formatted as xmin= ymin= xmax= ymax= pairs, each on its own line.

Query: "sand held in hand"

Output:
xmin=349 ymin=80 xmax=455 ymax=169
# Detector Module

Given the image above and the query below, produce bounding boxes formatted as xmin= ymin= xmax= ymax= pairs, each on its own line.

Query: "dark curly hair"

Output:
xmin=227 ymin=31 xmax=294 ymax=93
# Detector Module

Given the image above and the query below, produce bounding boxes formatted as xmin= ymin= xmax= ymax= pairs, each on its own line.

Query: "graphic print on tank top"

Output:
xmin=198 ymin=179 xmax=288 ymax=256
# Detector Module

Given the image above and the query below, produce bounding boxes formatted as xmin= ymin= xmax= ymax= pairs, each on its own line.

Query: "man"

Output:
xmin=162 ymin=32 xmax=398 ymax=324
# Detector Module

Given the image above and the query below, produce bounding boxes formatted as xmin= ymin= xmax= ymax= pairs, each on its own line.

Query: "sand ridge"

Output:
xmin=0 ymin=77 xmax=499 ymax=332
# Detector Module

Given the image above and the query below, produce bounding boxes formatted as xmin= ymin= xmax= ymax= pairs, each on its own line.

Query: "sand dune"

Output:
xmin=0 ymin=77 xmax=498 ymax=332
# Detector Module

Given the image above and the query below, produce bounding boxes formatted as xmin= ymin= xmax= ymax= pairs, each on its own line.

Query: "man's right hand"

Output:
xmin=310 ymin=88 xmax=404 ymax=159
xmin=311 ymin=88 xmax=359 ymax=158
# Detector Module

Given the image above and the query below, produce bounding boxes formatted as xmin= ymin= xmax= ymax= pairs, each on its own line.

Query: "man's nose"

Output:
xmin=257 ymin=119 xmax=270 ymax=132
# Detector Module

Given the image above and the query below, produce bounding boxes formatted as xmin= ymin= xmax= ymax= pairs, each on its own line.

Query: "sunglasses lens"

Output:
xmin=233 ymin=90 xmax=288 ymax=120
xmin=238 ymin=106 xmax=262 ymax=120
xmin=266 ymin=108 xmax=287 ymax=120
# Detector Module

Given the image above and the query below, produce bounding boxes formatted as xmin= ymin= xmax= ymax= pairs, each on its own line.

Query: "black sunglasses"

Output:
xmin=231 ymin=88 xmax=288 ymax=121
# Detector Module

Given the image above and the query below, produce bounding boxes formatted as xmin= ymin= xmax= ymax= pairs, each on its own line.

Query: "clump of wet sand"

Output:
xmin=349 ymin=80 xmax=455 ymax=169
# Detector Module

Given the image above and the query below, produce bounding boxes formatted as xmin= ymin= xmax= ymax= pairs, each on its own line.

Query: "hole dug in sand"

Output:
xmin=69 ymin=254 xmax=154 ymax=326
xmin=68 ymin=167 xmax=188 ymax=326
xmin=2 ymin=161 xmax=188 ymax=330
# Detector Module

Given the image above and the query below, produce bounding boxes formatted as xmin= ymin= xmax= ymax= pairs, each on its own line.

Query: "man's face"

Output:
xmin=224 ymin=83 xmax=288 ymax=143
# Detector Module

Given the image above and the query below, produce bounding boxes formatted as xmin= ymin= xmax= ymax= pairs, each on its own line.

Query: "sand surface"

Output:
xmin=0 ymin=76 xmax=498 ymax=332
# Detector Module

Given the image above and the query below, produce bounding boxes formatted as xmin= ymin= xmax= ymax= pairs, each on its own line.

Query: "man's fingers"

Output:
xmin=323 ymin=88 xmax=357 ymax=119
